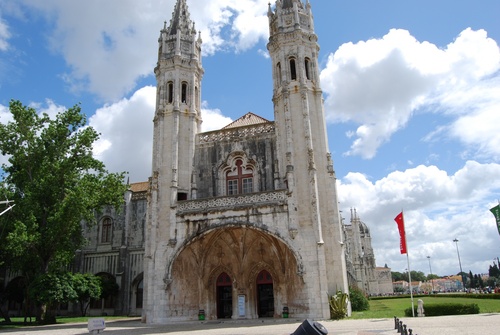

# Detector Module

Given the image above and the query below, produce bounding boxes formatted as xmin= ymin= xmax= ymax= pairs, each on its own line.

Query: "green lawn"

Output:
xmin=351 ymin=295 xmax=500 ymax=319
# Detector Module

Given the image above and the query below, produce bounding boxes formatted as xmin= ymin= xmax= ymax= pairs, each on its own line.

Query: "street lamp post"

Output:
xmin=453 ymin=238 xmax=465 ymax=291
xmin=427 ymin=255 xmax=434 ymax=293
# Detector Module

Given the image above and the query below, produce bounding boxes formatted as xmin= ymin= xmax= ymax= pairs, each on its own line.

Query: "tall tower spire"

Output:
xmin=267 ymin=0 xmax=349 ymax=319
xmin=167 ymin=0 xmax=195 ymax=36
xmin=153 ymin=0 xmax=203 ymax=202
xmin=146 ymin=0 xmax=204 ymax=322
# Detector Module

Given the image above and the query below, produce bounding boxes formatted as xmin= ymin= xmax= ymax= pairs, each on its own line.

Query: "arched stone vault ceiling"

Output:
xmin=164 ymin=225 xmax=304 ymax=314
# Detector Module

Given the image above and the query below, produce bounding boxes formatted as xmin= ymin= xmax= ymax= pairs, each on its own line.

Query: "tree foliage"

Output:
xmin=391 ymin=270 xmax=426 ymax=282
xmin=489 ymin=263 xmax=500 ymax=278
xmin=0 ymin=100 xmax=127 ymax=322
xmin=98 ymin=273 xmax=119 ymax=300
xmin=71 ymin=273 xmax=102 ymax=316
xmin=391 ymin=271 xmax=403 ymax=282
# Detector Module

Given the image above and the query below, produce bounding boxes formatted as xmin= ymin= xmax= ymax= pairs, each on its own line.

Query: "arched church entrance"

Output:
xmin=256 ymin=270 xmax=274 ymax=317
xmin=167 ymin=226 xmax=304 ymax=320
xmin=216 ymin=272 xmax=232 ymax=319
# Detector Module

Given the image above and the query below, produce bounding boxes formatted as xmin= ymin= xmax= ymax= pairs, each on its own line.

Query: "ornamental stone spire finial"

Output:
xmin=280 ymin=0 xmax=304 ymax=10
xmin=168 ymin=0 xmax=195 ymax=36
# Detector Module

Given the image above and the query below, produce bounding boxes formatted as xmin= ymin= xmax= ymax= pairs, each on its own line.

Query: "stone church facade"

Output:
xmin=1 ymin=0 xmax=389 ymax=321
xmin=144 ymin=0 xmax=348 ymax=323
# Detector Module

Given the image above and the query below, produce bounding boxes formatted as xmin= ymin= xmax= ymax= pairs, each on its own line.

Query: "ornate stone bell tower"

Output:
xmin=267 ymin=0 xmax=349 ymax=318
xmin=145 ymin=0 xmax=203 ymax=323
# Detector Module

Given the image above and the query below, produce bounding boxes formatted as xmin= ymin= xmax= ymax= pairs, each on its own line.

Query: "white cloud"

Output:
xmin=0 ymin=17 xmax=11 ymax=51
xmin=29 ymin=99 xmax=66 ymax=119
xmin=90 ymin=86 xmax=156 ymax=183
xmin=0 ymin=103 xmax=12 ymax=123
xmin=14 ymin=0 xmax=269 ymax=101
xmin=321 ymin=28 xmax=500 ymax=160
xmin=0 ymin=103 xmax=13 ymax=169
xmin=20 ymin=0 xmax=165 ymax=101
xmin=434 ymin=75 xmax=500 ymax=161
xmin=338 ymin=161 xmax=500 ymax=274
xmin=201 ymin=103 xmax=233 ymax=132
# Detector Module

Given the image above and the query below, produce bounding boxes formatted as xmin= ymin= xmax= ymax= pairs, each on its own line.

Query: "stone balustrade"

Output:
xmin=177 ymin=190 xmax=288 ymax=214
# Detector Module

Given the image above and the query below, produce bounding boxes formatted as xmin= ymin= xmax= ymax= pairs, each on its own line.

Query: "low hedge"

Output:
xmin=404 ymin=303 xmax=480 ymax=317
xmin=370 ymin=293 xmax=500 ymax=301
xmin=432 ymin=293 xmax=500 ymax=300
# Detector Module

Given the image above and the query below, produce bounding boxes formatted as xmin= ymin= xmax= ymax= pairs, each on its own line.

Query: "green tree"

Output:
xmin=391 ymin=271 xmax=405 ymax=282
xmin=478 ymin=275 xmax=484 ymax=289
xmin=469 ymin=271 xmax=474 ymax=289
xmin=408 ymin=270 xmax=427 ymax=282
xmin=474 ymin=274 xmax=480 ymax=288
xmin=0 ymin=100 xmax=126 ymax=323
xmin=489 ymin=263 xmax=500 ymax=277
xmin=30 ymin=272 xmax=77 ymax=324
xmin=427 ymin=274 xmax=440 ymax=280
xmin=396 ymin=270 xmax=426 ymax=282
xmin=72 ymin=273 xmax=102 ymax=316
xmin=97 ymin=273 xmax=119 ymax=307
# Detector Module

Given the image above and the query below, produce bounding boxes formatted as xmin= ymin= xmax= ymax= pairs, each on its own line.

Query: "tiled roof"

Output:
xmin=222 ymin=112 xmax=271 ymax=129
xmin=130 ymin=181 xmax=149 ymax=193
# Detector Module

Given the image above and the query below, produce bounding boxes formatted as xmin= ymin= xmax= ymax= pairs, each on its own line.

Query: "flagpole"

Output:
xmin=402 ymin=211 xmax=415 ymax=317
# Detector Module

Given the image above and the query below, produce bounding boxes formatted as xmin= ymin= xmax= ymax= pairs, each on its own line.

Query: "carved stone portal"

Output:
xmin=165 ymin=226 xmax=305 ymax=320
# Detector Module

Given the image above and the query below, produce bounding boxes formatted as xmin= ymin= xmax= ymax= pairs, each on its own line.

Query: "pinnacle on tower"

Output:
xmin=168 ymin=0 xmax=195 ymax=36
xmin=280 ymin=0 xmax=304 ymax=10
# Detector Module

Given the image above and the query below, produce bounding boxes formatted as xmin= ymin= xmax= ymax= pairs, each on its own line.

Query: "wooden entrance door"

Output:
xmin=216 ymin=272 xmax=232 ymax=319
xmin=256 ymin=270 xmax=274 ymax=317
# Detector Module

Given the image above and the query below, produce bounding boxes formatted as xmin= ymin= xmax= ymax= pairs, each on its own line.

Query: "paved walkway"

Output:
xmin=2 ymin=313 xmax=500 ymax=335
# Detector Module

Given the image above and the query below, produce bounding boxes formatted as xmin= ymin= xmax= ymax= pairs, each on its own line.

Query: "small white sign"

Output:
xmin=88 ymin=318 xmax=106 ymax=332
xmin=238 ymin=295 xmax=245 ymax=317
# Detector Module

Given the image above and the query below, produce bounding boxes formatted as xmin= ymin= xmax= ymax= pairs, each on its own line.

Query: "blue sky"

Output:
xmin=1 ymin=0 xmax=500 ymax=279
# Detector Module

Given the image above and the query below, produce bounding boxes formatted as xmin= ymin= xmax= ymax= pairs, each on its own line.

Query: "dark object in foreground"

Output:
xmin=291 ymin=319 xmax=328 ymax=335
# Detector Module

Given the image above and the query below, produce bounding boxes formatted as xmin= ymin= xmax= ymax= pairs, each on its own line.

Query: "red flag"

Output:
xmin=394 ymin=212 xmax=407 ymax=254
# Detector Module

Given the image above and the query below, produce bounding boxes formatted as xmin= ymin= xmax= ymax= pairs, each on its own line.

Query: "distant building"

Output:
xmin=344 ymin=209 xmax=393 ymax=295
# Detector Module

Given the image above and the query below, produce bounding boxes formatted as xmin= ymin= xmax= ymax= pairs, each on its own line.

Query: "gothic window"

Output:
xmin=257 ymin=270 xmax=273 ymax=284
xmin=276 ymin=62 xmax=282 ymax=85
xmin=177 ymin=191 xmax=188 ymax=201
xmin=167 ymin=81 xmax=174 ymax=104
xmin=304 ymin=58 xmax=311 ymax=80
xmin=289 ymin=58 xmax=297 ymax=81
xmin=181 ymin=82 xmax=188 ymax=103
xmin=225 ymin=159 xmax=254 ymax=195
xmin=227 ymin=179 xmax=238 ymax=195
xmin=101 ymin=217 xmax=112 ymax=243
xmin=242 ymin=177 xmax=253 ymax=194
xmin=195 ymin=86 xmax=199 ymax=109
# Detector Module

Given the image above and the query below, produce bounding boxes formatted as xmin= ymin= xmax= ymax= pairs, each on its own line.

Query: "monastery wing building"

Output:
xmin=1 ymin=0 xmax=391 ymax=322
